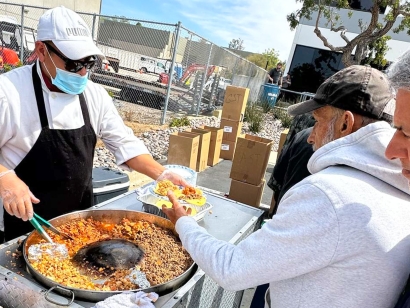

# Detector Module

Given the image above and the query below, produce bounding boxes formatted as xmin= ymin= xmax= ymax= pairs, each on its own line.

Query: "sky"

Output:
xmin=100 ymin=0 xmax=303 ymax=61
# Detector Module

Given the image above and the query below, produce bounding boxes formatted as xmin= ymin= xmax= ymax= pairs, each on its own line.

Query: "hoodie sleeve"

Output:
xmin=175 ymin=182 xmax=339 ymax=291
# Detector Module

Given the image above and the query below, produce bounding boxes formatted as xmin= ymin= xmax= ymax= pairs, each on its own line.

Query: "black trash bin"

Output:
xmin=92 ymin=167 xmax=130 ymax=205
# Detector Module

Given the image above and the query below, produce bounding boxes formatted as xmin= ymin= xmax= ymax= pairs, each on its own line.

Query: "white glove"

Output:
xmin=156 ymin=169 xmax=190 ymax=187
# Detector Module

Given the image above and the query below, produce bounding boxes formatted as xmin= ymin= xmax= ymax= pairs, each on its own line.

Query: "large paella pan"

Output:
xmin=22 ymin=209 xmax=196 ymax=302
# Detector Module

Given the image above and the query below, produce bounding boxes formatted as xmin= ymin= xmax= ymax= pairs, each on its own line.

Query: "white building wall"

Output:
xmin=0 ymin=0 xmax=101 ymax=13
xmin=0 ymin=0 xmax=101 ymax=30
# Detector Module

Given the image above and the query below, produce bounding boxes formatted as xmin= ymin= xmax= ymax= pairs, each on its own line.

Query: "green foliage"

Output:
xmin=247 ymin=48 xmax=281 ymax=71
xmin=3 ymin=64 xmax=12 ymax=72
xmin=273 ymin=107 xmax=293 ymax=128
xmin=106 ymin=90 xmax=115 ymax=98
xmin=169 ymin=117 xmax=191 ymax=128
xmin=361 ymin=35 xmax=391 ymax=69
xmin=101 ymin=15 xmax=131 ymax=24
xmin=245 ymin=104 xmax=264 ymax=133
xmin=287 ymin=0 xmax=408 ymax=66
xmin=228 ymin=38 xmax=245 ymax=51
xmin=258 ymin=99 xmax=273 ymax=113
xmin=3 ymin=61 xmax=22 ymax=72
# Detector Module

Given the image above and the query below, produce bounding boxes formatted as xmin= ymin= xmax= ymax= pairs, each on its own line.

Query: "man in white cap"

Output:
xmin=0 ymin=6 xmax=186 ymax=241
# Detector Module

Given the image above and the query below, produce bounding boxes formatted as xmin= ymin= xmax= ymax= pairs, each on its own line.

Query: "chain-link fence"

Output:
xmin=0 ymin=2 xmax=268 ymax=125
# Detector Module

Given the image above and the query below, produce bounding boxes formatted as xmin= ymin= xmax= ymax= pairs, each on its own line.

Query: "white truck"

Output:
xmin=97 ymin=44 xmax=168 ymax=75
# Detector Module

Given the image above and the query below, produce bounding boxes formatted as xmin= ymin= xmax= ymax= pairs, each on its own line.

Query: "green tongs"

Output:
xmin=29 ymin=213 xmax=73 ymax=243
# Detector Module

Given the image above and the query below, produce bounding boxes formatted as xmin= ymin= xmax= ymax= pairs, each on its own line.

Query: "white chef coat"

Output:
xmin=0 ymin=62 xmax=150 ymax=231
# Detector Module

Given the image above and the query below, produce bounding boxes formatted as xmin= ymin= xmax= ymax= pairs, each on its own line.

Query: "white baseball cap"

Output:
xmin=37 ymin=6 xmax=104 ymax=60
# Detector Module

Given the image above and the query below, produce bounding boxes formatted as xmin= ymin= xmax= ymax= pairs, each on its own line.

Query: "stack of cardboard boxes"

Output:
xmin=229 ymin=135 xmax=273 ymax=207
xmin=219 ymin=86 xmax=250 ymax=160
xmin=168 ymin=127 xmax=224 ymax=172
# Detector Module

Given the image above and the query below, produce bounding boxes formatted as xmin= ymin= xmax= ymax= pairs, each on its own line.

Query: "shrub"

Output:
xmin=107 ymin=90 xmax=115 ymax=98
xmin=273 ymin=107 xmax=293 ymax=128
xmin=3 ymin=64 xmax=12 ymax=72
xmin=258 ymin=99 xmax=273 ymax=113
xmin=3 ymin=61 xmax=22 ymax=72
xmin=245 ymin=103 xmax=264 ymax=133
xmin=169 ymin=117 xmax=191 ymax=127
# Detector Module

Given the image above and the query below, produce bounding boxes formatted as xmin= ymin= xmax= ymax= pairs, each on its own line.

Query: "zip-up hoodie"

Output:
xmin=176 ymin=121 xmax=410 ymax=308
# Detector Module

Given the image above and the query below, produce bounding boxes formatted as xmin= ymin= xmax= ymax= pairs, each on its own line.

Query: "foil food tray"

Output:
xmin=137 ymin=193 xmax=213 ymax=221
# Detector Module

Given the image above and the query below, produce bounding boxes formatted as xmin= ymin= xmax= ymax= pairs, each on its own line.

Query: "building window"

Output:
xmin=314 ymin=0 xmax=386 ymax=14
xmin=288 ymin=44 xmax=345 ymax=93
xmin=349 ymin=0 xmax=386 ymax=14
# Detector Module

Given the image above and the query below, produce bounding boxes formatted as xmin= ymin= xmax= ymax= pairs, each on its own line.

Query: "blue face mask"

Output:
xmin=44 ymin=47 xmax=89 ymax=95
xmin=51 ymin=68 xmax=89 ymax=95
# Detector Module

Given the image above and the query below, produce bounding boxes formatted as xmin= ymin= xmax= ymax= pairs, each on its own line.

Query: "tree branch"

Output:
xmin=314 ymin=6 xmax=345 ymax=52
xmin=348 ymin=3 xmax=380 ymax=47
xmin=369 ymin=6 xmax=400 ymax=40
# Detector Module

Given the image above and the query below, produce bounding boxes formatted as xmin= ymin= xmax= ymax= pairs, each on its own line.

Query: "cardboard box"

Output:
xmin=222 ymin=86 xmax=249 ymax=121
xmin=201 ymin=126 xmax=223 ymax=166
xmin=179 ymin=130 xmax=211 ymax=172
xmin=229 ymin=179 xmax=265 ymax=208
xmin=277 ymin=128 xmax=289 ymax=162
xmin=168 ymin=132 xmax=200 ymax=170
xmin=220 ymin=119 xmax=243 ymax=142
xmin=230 ymin=134 xmax=273 ymax=185
xmin=220 ymin=140 xmax=236 ymax=160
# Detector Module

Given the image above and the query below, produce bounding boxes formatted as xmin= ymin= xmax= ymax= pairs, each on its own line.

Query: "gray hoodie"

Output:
xmin=176 ymin=121 xmax=410 ymax=308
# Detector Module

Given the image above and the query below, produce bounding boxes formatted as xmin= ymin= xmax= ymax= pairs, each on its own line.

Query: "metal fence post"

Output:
xmin=185 ymin=32 xmax=193 ymax=69
xmin=196 ymin=43 xmax=213 ymax=116
xmin=161 ymin=21 xmax=181 ymax=125
xmin=91 ymin=14 xmax=97 ymax=41
xmin=20 ymin=5 xmax=25 ymax=63
xmin=232 ymin=57 xmax=239 ymax=77
xmin=246 ymin=65 xmax=253 ymax=88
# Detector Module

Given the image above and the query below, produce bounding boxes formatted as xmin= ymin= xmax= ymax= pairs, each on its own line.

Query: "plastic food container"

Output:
xmin=164 ymin=165 xmax=197 ymax=186
xmin=137 ymin=193 xmax=212 ymax=221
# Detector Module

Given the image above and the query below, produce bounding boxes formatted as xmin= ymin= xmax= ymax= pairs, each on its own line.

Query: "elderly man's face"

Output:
xmin=385 ymin=88 xmax=410 ymax=181
xmin=308 ymin=106 xmax=343 ymax=151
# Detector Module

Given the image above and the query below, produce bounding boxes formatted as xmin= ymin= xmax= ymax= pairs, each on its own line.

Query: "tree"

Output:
xmin=228 ymin=38 xmax=245 ymax=51
xmin=101 ymin=15 xmax=131 ymax=24
xmin=287 ymin=0 xmax=410 ymax=67
xmin=247 ymin=48 xmax=281 ymax=71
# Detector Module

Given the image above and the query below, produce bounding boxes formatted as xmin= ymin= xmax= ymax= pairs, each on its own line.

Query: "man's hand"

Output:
xmin=0 ymin=172 xmax=39 ymax=221
xmin=162 ymin=191 xmax=192 ymax=225
xmin=157 ymin=170 xmax=190 ymax=187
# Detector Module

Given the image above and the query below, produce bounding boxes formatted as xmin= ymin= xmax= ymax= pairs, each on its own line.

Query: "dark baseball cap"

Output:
xmin=288 ymin=65 xmax=395 ymax=122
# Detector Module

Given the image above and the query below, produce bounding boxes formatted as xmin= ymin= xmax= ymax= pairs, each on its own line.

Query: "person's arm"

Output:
xmin=95 ymin=87 xmax=188 ymax=186
xmin=267 ymin=72 xmax=273 ymax=83
xmin=125 ymin=155 xmax=164 ymax=180
xmin=0 ymin=96 xmax=39 ymax=221
xmin=164 ymin=183 xmax=339 ymax=291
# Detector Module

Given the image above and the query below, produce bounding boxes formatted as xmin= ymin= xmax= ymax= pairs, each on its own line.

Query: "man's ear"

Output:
xmin=35 ymin=41 xmax=46 ymax=62
xmin=339 ymin=111 xmax=355 ymax=137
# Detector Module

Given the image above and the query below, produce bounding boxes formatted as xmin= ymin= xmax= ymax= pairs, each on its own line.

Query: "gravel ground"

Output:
xmin=93 ymin=113 xmax=285 ymax=171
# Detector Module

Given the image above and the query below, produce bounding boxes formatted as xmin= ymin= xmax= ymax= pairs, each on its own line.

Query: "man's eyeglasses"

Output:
xmin=44 ymin=42 xmax=96 ymax=73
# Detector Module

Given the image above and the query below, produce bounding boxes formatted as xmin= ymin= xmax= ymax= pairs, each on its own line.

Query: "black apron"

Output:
xmin=4 ymin=64 xmax=96 ymax=241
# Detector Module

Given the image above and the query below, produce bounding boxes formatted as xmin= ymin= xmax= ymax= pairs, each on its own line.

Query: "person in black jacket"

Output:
xmin=267 ymin=113 xmax=315 ymax=215
xmin=270 ymin=127 xmax=314 ymax=214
